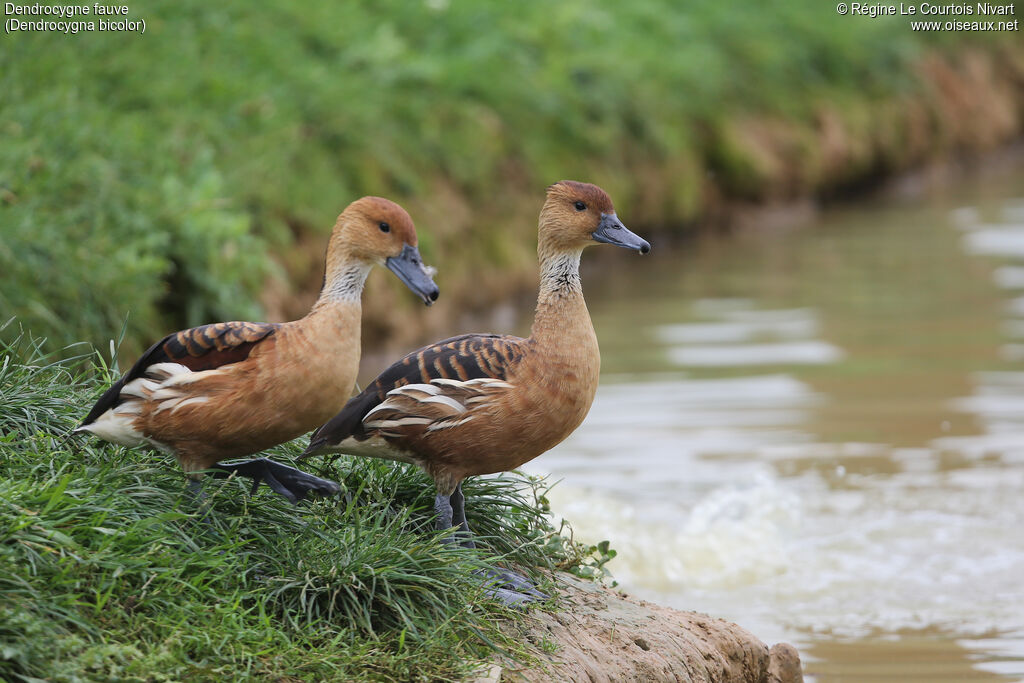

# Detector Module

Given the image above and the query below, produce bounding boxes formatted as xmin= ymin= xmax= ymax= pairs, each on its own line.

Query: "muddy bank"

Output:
xmin=482 ymin=574 xmax=802 ymax=683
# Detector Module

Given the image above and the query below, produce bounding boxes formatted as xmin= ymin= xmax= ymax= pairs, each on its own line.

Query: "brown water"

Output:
xmin=522 ymin=158 xmax=1024 ymax=682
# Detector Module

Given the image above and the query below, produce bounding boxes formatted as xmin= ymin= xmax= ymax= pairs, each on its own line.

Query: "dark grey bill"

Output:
xmin=386 ymin=244 xmax=440 ymax=305
xmin=592 ymin=213 xmax=651 ymax=254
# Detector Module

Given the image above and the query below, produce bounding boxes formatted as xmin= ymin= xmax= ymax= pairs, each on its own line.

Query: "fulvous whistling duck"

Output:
xmin=302 ymin=181 xmax=649 ymax=602
xmin=76 ymin=197 xmax=439 ymax=504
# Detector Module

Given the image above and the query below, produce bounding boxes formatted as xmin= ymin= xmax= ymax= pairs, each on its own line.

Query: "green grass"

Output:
xmin=3 ymin=0 xmax=1015 ymax=358
xmin=0 ymin=329 xmax=610 ymax=681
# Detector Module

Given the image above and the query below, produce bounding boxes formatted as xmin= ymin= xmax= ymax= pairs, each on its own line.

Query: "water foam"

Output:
xmin=545 ymin=474 xmax=801 ymax=592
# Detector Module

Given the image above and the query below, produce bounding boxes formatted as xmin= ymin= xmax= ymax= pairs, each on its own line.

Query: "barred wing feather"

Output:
xmin=79 ymin=321 xmax=279 ymax=427
xmin=306 ymin=333 xmax=526 ymax=452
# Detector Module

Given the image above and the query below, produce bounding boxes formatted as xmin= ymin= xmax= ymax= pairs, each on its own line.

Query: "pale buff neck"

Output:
xmin=290 ymin=256 xmax=366 ymax=366
xmin=309 ymin=257 xmax=372 ymax=315
xmin=529 ymin=247 xmax=594 ymax=345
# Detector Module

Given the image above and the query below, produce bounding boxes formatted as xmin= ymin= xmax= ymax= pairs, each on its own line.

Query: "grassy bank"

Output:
xmin=0 ymin=330 xmax=612 ymax=681
xmin=2 ymin=0 xmax=1021 ymax=358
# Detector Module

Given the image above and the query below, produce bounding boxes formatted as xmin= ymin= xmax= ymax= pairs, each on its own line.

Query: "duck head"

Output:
xmin=539 ymin=181 xmax=651 ymax=255
xmin=325 ymin=197 xmax=439 ymax=305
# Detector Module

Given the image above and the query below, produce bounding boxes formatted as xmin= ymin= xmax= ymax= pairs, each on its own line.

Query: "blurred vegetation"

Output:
xmin=0 ymin=0 xmax=1020 ymax=357
xmin=0 ymin=330 xmax=614 ymax=681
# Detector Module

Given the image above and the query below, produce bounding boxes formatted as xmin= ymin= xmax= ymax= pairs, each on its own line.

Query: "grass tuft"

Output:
xmin=0 ymin=332 xmax=607 ymax=681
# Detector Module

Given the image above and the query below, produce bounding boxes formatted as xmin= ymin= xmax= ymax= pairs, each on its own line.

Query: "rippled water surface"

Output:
xmin=524 ymin=160 xmax=1024 ymax=682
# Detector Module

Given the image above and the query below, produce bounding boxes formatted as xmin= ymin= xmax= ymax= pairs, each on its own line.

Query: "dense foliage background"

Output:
xmin=3 ymin=0 xmax=1017 ymax=358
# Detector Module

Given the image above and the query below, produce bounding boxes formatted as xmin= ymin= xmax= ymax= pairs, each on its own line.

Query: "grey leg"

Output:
xmin=434 ymin=492 xmax=454 ymax=533
xmin=185 ymin=477 xmax=205 ymax=504
xmin=450 ymin=482 xmax=476 ymax=549
xmin=442 ymin=482 xmax=547 ymax=605
xmin=184 ymin=477 xmax=217 ymax=532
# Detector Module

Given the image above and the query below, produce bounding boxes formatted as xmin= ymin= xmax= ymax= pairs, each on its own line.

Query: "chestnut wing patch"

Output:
xmin=80 ymin=321 xmax=279 ymax=427
xmin=306 ymin=333 xmax=527 ymax=450
xmin=162 ymin=321 xmax=279 ymax=371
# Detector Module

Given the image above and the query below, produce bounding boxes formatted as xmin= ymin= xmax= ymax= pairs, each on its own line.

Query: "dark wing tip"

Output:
xmin=78 ymin=374 xmax=133 ymax=427
xmin=300 ymin=421 xmax=330 ymax=459
xmin=299 ymin=392 xmax=373 ymax=459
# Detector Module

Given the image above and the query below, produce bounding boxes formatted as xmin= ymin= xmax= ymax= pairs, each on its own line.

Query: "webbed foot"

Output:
xmin=475 ymin=566 xmax=548 ymax=602
xmin=212 ymin=458 xmax=341 ymax=503
xmin=486 ymin=585 xmax=544 ymax=607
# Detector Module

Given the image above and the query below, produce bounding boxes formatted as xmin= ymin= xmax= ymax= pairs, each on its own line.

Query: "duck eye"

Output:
xmin=574 ymin=201 xmax=586 ymax=212
xmin=379 ymin=222 xmax=390 ymax=233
